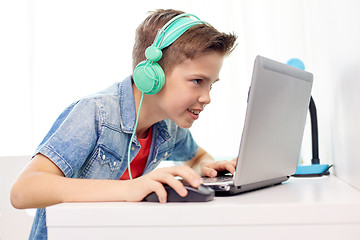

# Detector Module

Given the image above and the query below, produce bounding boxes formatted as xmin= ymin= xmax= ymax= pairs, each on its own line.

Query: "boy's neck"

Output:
xmin=132 ymin=84 xmax=163 ymax=139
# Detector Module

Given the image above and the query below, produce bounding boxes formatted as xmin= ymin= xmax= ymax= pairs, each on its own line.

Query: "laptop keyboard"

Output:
xmin=202 ymin=175 xmax=234 ymax=184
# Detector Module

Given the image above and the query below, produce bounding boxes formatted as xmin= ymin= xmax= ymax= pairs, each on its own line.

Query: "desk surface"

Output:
xmin=47 ymin=175 xmax=360 ymax=229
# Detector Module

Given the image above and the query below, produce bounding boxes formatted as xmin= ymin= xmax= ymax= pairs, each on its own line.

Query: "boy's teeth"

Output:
xmin=188 ymin=109 xmax=200 ymax=115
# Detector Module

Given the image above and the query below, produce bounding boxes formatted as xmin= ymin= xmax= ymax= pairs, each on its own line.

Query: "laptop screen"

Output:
xmin=234 ymin=56 xmax=313 ymax=186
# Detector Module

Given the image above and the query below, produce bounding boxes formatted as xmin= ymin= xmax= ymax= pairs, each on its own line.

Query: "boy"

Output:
xmin=11 ymin=9 xmax=237 ymax=239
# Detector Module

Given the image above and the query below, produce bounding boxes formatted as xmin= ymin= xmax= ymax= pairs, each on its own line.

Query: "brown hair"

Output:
xmin=132 ymin=9 xmax=237 ymax=74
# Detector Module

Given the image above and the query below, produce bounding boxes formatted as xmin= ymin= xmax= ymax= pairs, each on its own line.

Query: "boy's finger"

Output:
xmin=224 ymin=163 xmax=236 ymax=175
xmin=151 ymin=181 xmax=168 ymax=203
xmin=169 ymin=166 xmax=202 ymax=188
xmin=165 ymin=177 xmax=188 ymax=198
xmin=202 ymin=166 xmax=217 ymax=178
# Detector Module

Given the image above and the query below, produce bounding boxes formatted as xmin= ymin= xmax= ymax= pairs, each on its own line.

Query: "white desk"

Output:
xmin=46 ymin=176 xmax=360 ymax=240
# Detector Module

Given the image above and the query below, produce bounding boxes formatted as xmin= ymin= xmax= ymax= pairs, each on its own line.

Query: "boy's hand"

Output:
xmin=127 ymin=165 xmax=202 ymax=203
xmin=200 ymin=158 xmax=237 ymax=178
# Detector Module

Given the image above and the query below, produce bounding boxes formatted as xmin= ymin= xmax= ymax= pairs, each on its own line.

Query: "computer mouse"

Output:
xmin=143 ymin=180 xmax=215 ymax=202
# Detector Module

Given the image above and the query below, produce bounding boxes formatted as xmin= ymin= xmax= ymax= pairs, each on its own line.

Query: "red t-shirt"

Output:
xmin=120 ymin=127 xmax=152 ymax=180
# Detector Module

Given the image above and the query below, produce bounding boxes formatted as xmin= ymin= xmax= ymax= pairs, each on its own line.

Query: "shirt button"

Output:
xmin=113 ymin=161 xmax=117 ymax=166
xmin=131 ymin=146 xmax=135 ymax=151
xmin=102 ymin=155 xmax=106 ymax=160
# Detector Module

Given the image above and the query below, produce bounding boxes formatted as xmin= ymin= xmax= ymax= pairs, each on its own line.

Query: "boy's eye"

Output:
xmin=192 ymin=79 xmax=202 ymax=85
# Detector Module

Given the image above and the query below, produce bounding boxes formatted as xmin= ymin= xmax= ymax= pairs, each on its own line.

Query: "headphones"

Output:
xmin=127 ymin=13 xmax=206 ymax=180
xmin=133 ymin=13 xmax=207 ymax=94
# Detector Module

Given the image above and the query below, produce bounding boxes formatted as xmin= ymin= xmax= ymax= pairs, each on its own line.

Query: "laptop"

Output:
xmin=202 ymin=55 xmax=313 ymax=195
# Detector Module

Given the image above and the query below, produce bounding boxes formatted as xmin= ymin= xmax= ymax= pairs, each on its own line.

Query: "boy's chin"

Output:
xmin=169 ymin=114 xmax=196 ymax=129
xmin=174 ymin=120 xmax=194 ymax=129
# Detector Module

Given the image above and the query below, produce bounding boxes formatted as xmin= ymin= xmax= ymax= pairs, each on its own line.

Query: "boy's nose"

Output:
xmin=199 ymin=90 xmax=211 ymax=105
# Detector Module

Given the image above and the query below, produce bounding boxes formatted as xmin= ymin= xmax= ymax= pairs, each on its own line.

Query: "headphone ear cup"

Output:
xmin=133 ymin=61 xmax=165 ymax=95
xmin=148 ymin=63 xmax=165 ymax=94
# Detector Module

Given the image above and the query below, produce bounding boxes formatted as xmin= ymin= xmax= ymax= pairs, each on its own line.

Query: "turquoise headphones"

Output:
xmin=127 ymin=13 xmax=206 ymax=180
xmin=133 ymin=13 xmax=207 ymax=94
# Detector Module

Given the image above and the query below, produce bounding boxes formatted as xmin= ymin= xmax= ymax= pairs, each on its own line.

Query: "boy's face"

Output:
xmin=157 ymin=52 xmax=224 ymax=128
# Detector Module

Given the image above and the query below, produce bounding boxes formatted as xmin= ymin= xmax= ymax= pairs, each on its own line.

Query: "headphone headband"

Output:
xmin=153 ymin=14 xmax=207 ymax=49
xmin=161 ymin=13 xmax=201 ymax=31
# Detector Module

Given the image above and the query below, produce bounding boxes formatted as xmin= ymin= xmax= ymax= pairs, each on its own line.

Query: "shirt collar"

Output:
xmin=119 ymin=76 xmax=136 ymax=134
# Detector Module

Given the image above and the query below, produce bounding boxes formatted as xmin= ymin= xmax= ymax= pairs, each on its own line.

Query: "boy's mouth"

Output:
xmin=187 ymin=108 xmax=203 ymax=120
xmin=187 ymin=109 xmax=201 ymax=115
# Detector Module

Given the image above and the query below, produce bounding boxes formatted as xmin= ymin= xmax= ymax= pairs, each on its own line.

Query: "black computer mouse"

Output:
xmin=143 ymin=180 xmax=215 ymax=202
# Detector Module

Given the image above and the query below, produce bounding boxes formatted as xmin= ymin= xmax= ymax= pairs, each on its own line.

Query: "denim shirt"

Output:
xmin=29 ymin=76 xmax=198 ymax=239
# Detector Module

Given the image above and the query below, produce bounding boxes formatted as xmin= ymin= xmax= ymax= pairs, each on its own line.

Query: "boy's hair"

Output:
xmin=132 ymin=9 xmax=237 ymax=74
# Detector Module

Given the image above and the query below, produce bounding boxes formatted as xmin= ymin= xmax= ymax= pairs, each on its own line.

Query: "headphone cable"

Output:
xmin=127 ymin=92 xmax=144 ymax=180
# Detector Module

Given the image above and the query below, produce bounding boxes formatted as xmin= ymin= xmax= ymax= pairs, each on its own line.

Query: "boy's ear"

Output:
xmin=133 ymin=60 xmax=165 ymax=95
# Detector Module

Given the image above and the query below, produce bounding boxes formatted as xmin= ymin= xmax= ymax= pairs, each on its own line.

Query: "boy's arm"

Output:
xmin=10 ymin=154 xmax=203 ymax=208
xmin=184 ymin=146 xmax=236 ymax=177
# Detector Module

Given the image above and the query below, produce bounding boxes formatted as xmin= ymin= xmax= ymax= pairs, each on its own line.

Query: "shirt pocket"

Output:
xmin=79 ymin=146 xmax=123 ymax=179
xmin=144 ymin=145 xmax=174 ymax=174
xmin=156 ymin=146 xmax=173 ymax=161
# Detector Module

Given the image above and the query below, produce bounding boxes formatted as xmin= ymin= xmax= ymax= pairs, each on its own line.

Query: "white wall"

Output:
xmin=311 ymin=0 xmax=360 ymax=190
xmin=0 ymin=0 xmax=33 ymax=156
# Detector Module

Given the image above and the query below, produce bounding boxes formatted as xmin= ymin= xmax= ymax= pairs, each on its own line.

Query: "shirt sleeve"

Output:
xmin=169 ymin=126 xmax=198 ymax=162
xmin=34 ymin=98 xmax=100 ymax=177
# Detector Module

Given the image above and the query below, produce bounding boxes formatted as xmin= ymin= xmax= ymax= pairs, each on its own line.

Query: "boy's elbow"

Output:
xmin=10 ymin=183 xmax=28 ymax=209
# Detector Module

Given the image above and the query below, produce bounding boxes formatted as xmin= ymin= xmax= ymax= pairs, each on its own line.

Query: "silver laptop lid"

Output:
xmin=234 ymin=55 xmax=313 ymax=186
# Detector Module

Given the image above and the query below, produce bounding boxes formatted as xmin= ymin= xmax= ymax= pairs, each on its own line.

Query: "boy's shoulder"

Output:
xmin=69 ymin=76 xmax=133 ymax=131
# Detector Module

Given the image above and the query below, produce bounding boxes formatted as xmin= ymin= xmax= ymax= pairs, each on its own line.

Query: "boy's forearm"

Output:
xmin=11 ymin=154 xmax=205 ymax=209
xmin=11 ymin=172 xmax=132 ymax=209
xmin=185 ymin=146 xmax=236 ymax=177
xmin=10 ymin=154 xmax=136 ymax=209
xmin=185 ymin=146 xmax=215 ymax=174
xmin=62 ymin=178 xmax=133 ymax=204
